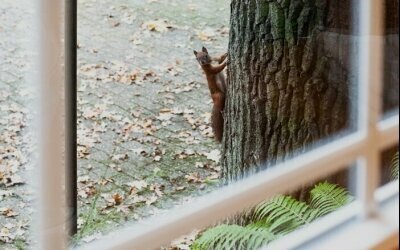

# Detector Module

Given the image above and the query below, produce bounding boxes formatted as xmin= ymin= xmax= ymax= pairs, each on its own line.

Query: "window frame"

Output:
xmin=36 ymin=0 xmax=399 ymax=249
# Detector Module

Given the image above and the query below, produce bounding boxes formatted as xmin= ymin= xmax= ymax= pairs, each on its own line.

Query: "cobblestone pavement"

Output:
xmin=1 ymin=0 xmax=229 ymax=248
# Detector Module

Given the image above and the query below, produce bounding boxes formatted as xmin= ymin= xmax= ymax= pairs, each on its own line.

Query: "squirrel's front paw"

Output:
xmin=221 ymin=52 xmax=228 ymax=61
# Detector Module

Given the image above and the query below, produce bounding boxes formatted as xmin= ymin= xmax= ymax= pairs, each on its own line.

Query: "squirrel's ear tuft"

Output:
xmin=193 ymin=50 xmax=198 ymax=56
xmin=202 ymin=47 xmax=208 ymax=53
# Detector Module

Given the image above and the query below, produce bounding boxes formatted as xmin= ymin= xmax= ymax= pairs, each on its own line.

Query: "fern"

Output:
xmin=191 ymin=224 xmax=275 ymax=250
xmin=391 ymin=152 xmax=399 ymax=180
xmin=254 ymin=196 xmax=319 ymax=235
xmin=309 ymin=182 xmax=352 ymax=217
xmin=192 ymin=182 xmax=352 ymax=250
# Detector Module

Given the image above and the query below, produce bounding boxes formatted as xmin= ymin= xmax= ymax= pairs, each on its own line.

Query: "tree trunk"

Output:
xmin=381 ymin=0 xmax=398 ymax=186
xmin=222 ymin=0 xmax=354 ymax=190
xmin=383 ymin=0 xmax=399 ymax=113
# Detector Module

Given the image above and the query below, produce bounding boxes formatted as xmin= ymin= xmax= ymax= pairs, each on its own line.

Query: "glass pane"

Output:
xmin=76 ymin=0 xmax=231 ymax=242
xmin=382 ymin=0 xmax=399 ymax=116
xmin=0 ymin=1 xmax=39 ymax=249
xmin=76 ymin=0 xmax=361 ymax=244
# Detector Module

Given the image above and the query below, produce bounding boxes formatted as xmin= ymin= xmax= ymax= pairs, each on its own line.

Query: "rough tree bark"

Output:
xmin=222 ymin=0 xmax=399 ymax=194
xmin=222 ymin=0 xmax=354 ymax=189
xmin=383 ymin=0 xmax=399 ymax=113
xmin=381 ymin=0 xmax=399 ymax=185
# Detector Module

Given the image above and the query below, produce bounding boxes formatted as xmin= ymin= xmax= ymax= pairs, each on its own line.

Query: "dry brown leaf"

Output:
xmin=150 ymin=184 xmax=164 ymax=197
xmin=112 ymin=153 xmax=129 ymax=162
xmin=126 ymin=180 xmax=148 ymax=195
xmin=0 ymin=207 xmax=18 ymax=217
xmin=207 ymin=173 xmax=220 ymax=180
xmin=78 ymin=175 xmax=90 ymax=183
xmin=197 ymin=27 xmax=217 ymax=41
xmin=3 ymin=174 xmax=24 ymax=187
xmin=142 ymin=20 xmax=175 ymax=32
xmin=112 ymin=193 xmax=123 ymax=205
xmin=145 ymin=195 xmax=158 ymax=205
xmin=184 ymin=172 xmax=202 ymax=183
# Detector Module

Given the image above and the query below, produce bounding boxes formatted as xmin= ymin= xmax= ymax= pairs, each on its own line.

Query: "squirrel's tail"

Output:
xmin=211 ymin=105 xmax=224 ymax=143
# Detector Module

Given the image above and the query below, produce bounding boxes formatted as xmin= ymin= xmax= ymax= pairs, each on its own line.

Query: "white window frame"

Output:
xmin=36 ymin=0 xmax=399 ymax=249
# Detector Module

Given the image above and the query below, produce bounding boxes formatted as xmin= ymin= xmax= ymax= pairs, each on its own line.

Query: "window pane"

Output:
xmin=0 ymin=1 xmax=39 ymax=249
xmin=76 ymin=0 xmax=231 ymax=242
xmin=76 ymin=0 xmax=361 ymax=244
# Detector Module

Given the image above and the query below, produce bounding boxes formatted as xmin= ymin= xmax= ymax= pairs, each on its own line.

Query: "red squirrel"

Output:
xmin=194 ymin=47 xmax=228 ymax=142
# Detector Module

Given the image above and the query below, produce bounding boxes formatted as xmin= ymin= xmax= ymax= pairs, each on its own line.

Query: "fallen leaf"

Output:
xmin=78 ymin=175 xmax=90 ymax=183
xmin=126 ymin=180 xmax=148 ymax=195
xmin=205 ymin=149 xmax=221 ymax=163
xmin=146 ymin=195 xmax=158 ymax=205
xmin=112 ymin=193 xmax=123 ymax=205
xmin=3 ymin=174 xmax=24 ymax=187
xmin=142 ymin=20 xmax=176 ymax=32
xmin=185 ymin=172 xmax=202 ymax=183
xmin=112 ymin=153 xmax=129 ymax=162
xmin=0 ymin=207 xmax=18 ymax=217
xmin=150 ymin=184 xmax=164 ymax=197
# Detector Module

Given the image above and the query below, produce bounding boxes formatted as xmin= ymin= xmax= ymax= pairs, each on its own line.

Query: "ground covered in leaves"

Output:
xmin=0 ymin=0 xmax=229 ymax=249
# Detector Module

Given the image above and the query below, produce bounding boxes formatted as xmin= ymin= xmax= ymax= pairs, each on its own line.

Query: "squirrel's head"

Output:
xmin=194 ymin=47 xmax=211 ymax=66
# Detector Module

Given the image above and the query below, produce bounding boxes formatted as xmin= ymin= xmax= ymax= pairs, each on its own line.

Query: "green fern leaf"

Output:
xmin=192 ymin=182 xmax=353 ymax=250
xmin=245 ymin=223 xmax=277 ymax=248
xmin=310 ymin=182 xmax=352 ymax=217
xmin=253 ymin=196 xmax=318 ymax=235
xmin=191 ymin=224 xmax=275 ymax=250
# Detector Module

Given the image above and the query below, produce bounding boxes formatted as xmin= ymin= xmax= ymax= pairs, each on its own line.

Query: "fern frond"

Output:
xmin=192 ymin=183 xmax=353 ymax=249
xmin=191 ymin=224 xmax=274 ymax=250
xmin=244 ymin=223 xmax=277 ymax=249
xmin=391 ymin=152 xmax=399 ymax=180
xmin=253 ymin=196 xmax=318 ymax=235
xmin=309 ymin=182 xmax=352 ymax=217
